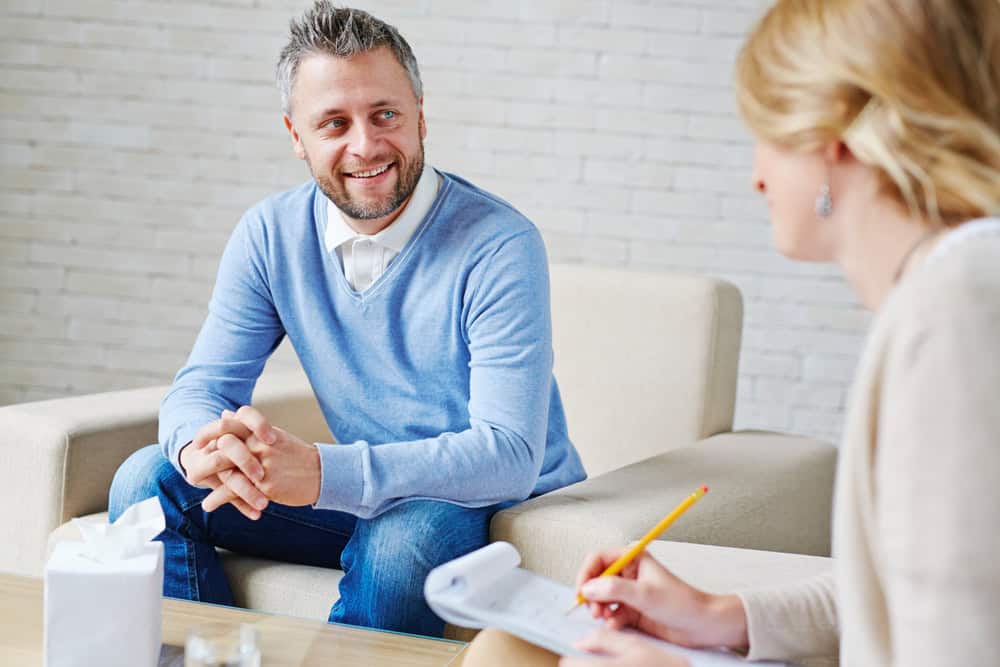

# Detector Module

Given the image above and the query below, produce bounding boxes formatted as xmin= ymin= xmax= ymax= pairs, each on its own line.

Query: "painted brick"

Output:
xmin=557 ymin=26 xmax=647 ymax=55
xmin=701 ymin=9 xmax=762 ymax=36
xmin=803 ymin=355 xmax=862 ymax=384
xmin=739 ymin=352 xmax=802 ymax=379
xmin=0 ymin=67 xmax=80 ymax=95
xmin=631 ymin=189 xmax=721 ymax=218
xmin=609 ymin=4 xmax=700 ymax=32
xmin=463 ymin=20 xmax=557 ymax=48
xmin=0 ymin=290 xmax=37 ymax=313
xmin=0 ymin=263 xmax=65 ymax=290
xmin=506 ymin=49 xmax=598 ymax=78
xmin=583 ymin=159 xmax=673 ymax=189
xmin=0 ymin=313 xmax=66 ymax=339
xmin=63 ymin=269 xmax=154 ymax=299
xmin=517 ymin=0 xmax=608 ymax=24
xmin=494 ymin=154 xmax=582 ymax=184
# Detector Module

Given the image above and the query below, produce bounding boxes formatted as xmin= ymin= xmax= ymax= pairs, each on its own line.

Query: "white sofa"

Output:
xmin=0 ymin=264 xmax=836 ymax=645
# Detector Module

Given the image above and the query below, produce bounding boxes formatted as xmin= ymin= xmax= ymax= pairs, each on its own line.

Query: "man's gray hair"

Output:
xmin=276 ymin=2 xmax=422 ymax=115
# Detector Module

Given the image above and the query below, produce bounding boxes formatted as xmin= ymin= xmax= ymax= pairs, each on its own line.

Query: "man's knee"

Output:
xmin=335 ymin=501 xmax=499 ymax=634
xmin=363 ymin=500 xmax=495 ymax=570
xmin=108 ymin=444 xmax=183 ymax=522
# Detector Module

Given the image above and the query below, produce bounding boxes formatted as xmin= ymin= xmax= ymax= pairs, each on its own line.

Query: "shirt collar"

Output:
xmin=324 ymin=164 xmax=441 ymax=254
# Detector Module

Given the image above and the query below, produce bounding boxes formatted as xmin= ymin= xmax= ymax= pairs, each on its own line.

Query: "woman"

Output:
xmin=462 ymin=0 xmax=1000 ymax=665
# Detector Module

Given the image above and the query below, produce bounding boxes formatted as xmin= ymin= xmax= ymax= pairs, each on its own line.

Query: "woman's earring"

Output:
xmin=815 ymin=183 xmax=833 ymax=217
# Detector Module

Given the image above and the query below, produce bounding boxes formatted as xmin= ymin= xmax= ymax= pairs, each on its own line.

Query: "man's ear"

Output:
xmin=284 ymin=114 xmax=307 ymax=160
xmin=417 ymin=95 xmax=427 ymax=141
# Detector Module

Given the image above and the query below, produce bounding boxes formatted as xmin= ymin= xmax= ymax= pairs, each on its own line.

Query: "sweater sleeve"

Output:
xmin=313 ymin=228 xmax=556 ymax=518
xmin=158 ymin=216 xmax=285 ymax=471
xmin=875 ymin=275 xmax=1000 ymax=666
xmin=738 ymin=571 xmax=840 ymax=661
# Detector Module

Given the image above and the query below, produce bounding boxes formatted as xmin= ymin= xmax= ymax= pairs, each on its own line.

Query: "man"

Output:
xmin=108 ymin=1 xmax=585 ymax=637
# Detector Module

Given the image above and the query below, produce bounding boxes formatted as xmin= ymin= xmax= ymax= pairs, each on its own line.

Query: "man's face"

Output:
xmin=284 ymin=48 xmax=426 ymax=231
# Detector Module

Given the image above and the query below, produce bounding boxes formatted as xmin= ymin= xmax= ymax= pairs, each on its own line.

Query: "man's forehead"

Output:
xmin=291 ymin=49 xmax=413 ymax=112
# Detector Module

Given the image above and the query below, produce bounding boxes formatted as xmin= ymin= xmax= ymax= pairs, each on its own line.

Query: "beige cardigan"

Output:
xmin=740 ymin=220 xmax=1000 ymax=666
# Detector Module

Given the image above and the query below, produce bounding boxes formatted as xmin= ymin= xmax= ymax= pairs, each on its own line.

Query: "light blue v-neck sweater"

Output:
xmin=159 ymin=171 xmax=586 ymax=518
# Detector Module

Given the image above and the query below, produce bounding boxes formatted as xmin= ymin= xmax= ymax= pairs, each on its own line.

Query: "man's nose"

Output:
xmin=347 ymin=123 xmax=379 ymax=160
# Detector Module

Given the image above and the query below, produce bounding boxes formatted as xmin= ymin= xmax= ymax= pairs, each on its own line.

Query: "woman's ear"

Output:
xmin=824 ymin=140 xmax=854 ymax=165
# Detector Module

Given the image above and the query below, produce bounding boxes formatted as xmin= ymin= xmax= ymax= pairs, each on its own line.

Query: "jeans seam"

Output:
xmin=180 ymin=516 xmax=200 ymax=601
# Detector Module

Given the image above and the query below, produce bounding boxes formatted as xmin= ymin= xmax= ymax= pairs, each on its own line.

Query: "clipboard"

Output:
xmin=424 ymin=542 xmax=790 ymax=666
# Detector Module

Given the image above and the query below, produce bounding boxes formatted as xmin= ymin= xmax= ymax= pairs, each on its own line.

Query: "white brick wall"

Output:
xmin=0 ymin=0 xmax=869 ymax=444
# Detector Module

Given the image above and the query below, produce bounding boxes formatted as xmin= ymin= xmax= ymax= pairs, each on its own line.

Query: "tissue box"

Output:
xmin=44 ymin=540 xmax=164 ymax=667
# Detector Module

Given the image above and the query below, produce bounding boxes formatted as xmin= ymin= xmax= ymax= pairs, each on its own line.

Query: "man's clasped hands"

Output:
xmin=178 ymin=406 xmax=322 ymax=519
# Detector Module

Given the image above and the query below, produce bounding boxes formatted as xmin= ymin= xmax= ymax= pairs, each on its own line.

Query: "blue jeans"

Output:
xmin=109 ymin=444 xmax=501 ymax=637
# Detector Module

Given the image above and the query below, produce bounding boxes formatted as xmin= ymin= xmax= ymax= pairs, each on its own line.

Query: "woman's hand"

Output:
xmin=574 ymin=548 xmax=749 ymax=651
xmin=559 ymin=628 xmax=691 ymax=667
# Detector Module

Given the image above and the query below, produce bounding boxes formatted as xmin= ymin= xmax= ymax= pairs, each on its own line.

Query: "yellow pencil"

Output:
xmin=564 ymin=485 xmax=709 ymax=615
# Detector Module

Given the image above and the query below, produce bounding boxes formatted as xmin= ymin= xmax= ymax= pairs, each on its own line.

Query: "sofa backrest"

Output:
xmin=548 ymin=264 xmax=742 ymax=477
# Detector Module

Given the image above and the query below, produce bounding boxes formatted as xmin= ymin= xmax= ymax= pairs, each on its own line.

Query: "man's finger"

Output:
xmin=186 ymin=448 xmax=237 ymax=486
xmin=216 ymin=433 xmax=265 ymax=483
xmin=192 ymin=414 xmax=255 ymax=450
xmin=217 ymin=414 xmax=253 ymax=440
xmin=229 ymin=497 xmax=263 ymax=521
xmin=202 ymin=483 xmax=237 ymax=513
xmin=234 ymin=405 xmax=276 ymax=444
xmin=195 ymin=472 xmax=222 ymax=491
xmin=216 ymin=467 xmax=268 ymax=511
xmin=201 ymin=482 xmax=262 ymax=520
xmin=192 ymin=420 xmax=223 ymax=449
xmin=201 ymin=472 xmax=267 ymax=514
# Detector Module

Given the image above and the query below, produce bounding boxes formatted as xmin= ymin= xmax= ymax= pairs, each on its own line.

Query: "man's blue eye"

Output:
xmin=328 ymin=119 xmax=345 ymax=129
xmin=381 ymin=111 xmax=397 ymax=120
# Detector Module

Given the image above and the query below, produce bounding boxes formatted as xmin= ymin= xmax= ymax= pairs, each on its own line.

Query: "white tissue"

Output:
xmin=45 ymin=496 xmax=166 ymax=667
xmin=73 ymin=496 xmax=166 ymax=562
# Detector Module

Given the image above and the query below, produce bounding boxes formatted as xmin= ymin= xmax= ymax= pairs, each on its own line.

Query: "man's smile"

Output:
xmin=345 ymin=162 xmax=394 ymax=179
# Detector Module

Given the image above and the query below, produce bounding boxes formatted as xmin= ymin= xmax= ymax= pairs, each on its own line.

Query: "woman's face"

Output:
xmin=751 ymin=141 xmax=837 ymax=262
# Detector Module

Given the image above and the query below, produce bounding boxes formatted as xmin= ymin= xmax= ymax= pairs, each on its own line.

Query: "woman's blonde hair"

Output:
xmin=735 ymin=0 xmax=1000 ymax=226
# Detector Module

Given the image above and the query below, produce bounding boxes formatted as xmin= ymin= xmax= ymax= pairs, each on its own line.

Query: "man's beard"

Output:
xmin=310 ymin=143 xmax=425 ymax=221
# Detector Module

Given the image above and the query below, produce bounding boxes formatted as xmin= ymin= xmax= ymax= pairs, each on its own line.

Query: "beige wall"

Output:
xmin=0 ymin=0 xmax=868 ymax=443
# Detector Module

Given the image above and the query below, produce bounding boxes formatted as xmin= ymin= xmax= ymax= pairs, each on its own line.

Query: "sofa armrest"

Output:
xmin=0 ymin=369 xmax=328 ymax=577
xmin=490 ymin=431 xmax=837 ymax=584
xmin=0 ymin=385 xmax=164 ymax=576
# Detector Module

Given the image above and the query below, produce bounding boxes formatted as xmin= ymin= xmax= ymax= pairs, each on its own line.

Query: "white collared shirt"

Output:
xmin=325 ymin=164 xmax=441 ymax=292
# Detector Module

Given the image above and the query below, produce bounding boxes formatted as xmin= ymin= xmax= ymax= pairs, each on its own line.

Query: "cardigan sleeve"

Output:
xmin=738 ymin=571 xmax=840 ymax=661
